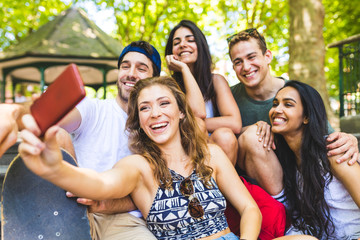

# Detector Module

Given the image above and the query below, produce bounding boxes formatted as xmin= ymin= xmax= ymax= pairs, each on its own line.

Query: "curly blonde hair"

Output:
xmin=126 ymin=76 xmax=213 ymax=189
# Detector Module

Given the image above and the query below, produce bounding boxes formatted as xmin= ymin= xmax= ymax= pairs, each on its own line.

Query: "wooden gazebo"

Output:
xmin=0 ymin=7 xmax=123 ymax=102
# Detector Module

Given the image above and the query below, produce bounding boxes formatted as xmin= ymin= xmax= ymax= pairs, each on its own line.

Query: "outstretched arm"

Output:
xmin=0 ymin=103 xmax=78 ymax=158
xmin=19 ymin=121 xmax=141 ymax=201
xmin=210 ymin=144 xmax=261 ymax=240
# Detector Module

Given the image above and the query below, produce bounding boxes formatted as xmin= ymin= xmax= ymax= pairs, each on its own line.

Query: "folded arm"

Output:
xmin=67 ymin=191 xmax=137 ymax=214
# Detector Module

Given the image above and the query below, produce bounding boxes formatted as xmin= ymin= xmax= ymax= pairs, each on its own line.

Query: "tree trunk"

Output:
xmin=288 ymin=0 xmax=333 ymax=120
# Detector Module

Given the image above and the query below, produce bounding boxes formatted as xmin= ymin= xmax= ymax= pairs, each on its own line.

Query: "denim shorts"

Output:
xmin=214 ymin=232 xmax=239 ymax=240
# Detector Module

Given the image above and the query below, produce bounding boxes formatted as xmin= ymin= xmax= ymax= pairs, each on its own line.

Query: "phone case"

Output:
xmin=30 ymin=63 xmax=86 ymax=136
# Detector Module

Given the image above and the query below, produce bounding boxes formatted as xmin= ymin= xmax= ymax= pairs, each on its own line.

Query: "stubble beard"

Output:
xmin=117 ymin=81 xmax=129 ymax=104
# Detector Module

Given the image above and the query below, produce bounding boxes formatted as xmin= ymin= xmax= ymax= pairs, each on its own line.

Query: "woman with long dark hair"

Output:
xmin=165 ymin=20 xmax=241 ymax=165
xmin=270 ymin=80 xmax=360 ymax=239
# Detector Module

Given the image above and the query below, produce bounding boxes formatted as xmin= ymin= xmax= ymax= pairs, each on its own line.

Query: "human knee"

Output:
xmin=239 ymin=124 xmax=262 ymax=150
xmin=273 ymin=236 xmax=318 ymax=240
xmin=211 ymin=128 xmax=238 ymax=149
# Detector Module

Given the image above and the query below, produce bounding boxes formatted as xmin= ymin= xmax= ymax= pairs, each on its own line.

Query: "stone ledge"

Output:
xmin=340 ymin=115 xmax=360 ymax=134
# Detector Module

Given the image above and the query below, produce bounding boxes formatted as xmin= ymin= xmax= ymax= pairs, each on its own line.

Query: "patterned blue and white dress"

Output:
xmin=146 ymin=169 xmax=228 ymax=239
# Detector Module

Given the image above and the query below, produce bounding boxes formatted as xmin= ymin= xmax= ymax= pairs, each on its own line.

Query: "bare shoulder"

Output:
xmin=274 ymin=76 xmax=286 ymax=89
xmin=207 ymin=143 xmax=227 ymax=165
xmin=212 ymin=74 xmax=232 ymax=94
xmin=212 ymin=73 xmax=228 ymax=85
xmin=207 ymin=143 xmax=224 ymax=154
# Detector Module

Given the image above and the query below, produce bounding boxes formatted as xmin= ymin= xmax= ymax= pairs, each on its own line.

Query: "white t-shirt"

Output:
xmin=71 ymin=97 xmax=132 ymax=172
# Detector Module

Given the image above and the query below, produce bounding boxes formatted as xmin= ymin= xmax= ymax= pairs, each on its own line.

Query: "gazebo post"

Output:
xmin=338 ymin=46 xmax=344 ymax=117
xmin=39 ymin=67 xmax=45 ymax=93
xmin=1 ymin=71 xmax=6 ymax=103
xmin=11 ymin=79 xmax=17 ymax=103
xmin=102 ymin=68 xmax=107 ymax=99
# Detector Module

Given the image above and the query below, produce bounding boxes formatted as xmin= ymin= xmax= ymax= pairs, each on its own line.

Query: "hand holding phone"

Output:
xmin=30 ymin=64 xmax=86 ymax=136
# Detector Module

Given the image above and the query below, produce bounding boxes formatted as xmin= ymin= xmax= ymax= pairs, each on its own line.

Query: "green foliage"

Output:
xmin=95 ymin=85 xmax=118 ymax=99
xmin=323 ymin=0 xmax=360 ymax=99
xmin=214 ymin=0 xmax=289 ymax=79
xmin=0 ymin=0 xmax=70 ymax=51
xmin=81 ymin=0 xmax=290 ymax=79
xmin=80 ymin=0 xmax=212 ymax=73
xmin=1 ymin=0 xmax=359 ymax=100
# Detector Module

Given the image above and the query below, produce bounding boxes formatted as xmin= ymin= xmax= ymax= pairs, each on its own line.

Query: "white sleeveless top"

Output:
xmin=285 ymin=172 xmax=360 ymax=239
xmin=205 ymin=100 xmax=215 ymax=118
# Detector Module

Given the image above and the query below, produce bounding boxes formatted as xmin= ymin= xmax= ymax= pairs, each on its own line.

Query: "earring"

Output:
xmin=180 ymin=112 xmax=185 ymax=120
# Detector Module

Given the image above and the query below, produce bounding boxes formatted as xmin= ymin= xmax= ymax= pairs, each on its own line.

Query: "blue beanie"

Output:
xmin=117 ymin=44 xmax=161 ymax=73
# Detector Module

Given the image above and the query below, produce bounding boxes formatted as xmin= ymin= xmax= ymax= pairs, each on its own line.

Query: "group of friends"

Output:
xmin=0 ymin=20 xmax=359 ymax=240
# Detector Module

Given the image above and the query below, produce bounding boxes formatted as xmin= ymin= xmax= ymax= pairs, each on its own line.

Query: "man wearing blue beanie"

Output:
xmin=59 ymin=41 xmax=161 ymax=240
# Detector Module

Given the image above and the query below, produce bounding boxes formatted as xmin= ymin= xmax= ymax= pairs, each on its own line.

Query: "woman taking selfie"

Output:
xmin=19 ymin=76 xmax=260 ymax=240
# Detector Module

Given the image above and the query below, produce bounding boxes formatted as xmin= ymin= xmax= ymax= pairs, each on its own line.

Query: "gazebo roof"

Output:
xmin=327 ymin=34 xmax=360 ymax=48
xmin=0 ymin=7 xmax=122 ymax=90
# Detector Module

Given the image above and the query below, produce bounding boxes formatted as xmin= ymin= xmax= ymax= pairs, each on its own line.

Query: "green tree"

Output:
xmin=83 ymin=0 xmax=291 ymax=78
xmin=323 ymin=0 xmax=360 ymax=99
xmin=84 ymin=0 xmax=212 ymax=66
xmin=215 ymin=0 xmax=289 ymax=77
xmin=288 ymin=0 xmax=330 ymax=113
xmin=2 ymin=0 xmax=359 ymax=108
xmin=0 ymin=0 xmax=70 ymax=51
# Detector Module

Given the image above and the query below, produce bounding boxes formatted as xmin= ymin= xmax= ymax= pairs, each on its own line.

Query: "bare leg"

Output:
xmin=237 ymin=124 xmax=283 ymax=195
xmin=274 ymin=235 xmax=318 ymax=240
xmin=209 ymin=127 xmax=238 ymax=166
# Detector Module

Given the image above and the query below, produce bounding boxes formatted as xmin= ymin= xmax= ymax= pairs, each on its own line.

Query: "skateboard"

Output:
xmin=1 ymin=150 xmax=91 ymax=240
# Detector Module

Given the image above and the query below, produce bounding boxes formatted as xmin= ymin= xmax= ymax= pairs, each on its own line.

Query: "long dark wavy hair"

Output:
xmin=126 ymin=76 xmax=213 ymax=189
xmin=165 ymin=20 xmax=216 ymax=109
xmin=273 ymin=80 xmax=334 ymax=238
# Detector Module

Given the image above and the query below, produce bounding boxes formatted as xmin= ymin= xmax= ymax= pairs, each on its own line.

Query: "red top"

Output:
xmin=225 ymin=176 xmax=286 ymax=240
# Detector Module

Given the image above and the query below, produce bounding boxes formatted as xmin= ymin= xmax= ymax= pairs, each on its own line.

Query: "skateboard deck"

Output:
xmin=1 ymin=150 xmax=91 ymax=240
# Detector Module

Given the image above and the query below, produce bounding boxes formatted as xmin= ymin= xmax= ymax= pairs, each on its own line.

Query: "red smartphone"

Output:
xmin=30 ymin=63 xmax=86 ymax=136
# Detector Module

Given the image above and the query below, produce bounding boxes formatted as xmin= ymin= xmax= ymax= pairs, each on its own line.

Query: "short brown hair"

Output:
xmin=228 ymin=28 xmax=267 ymax=58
